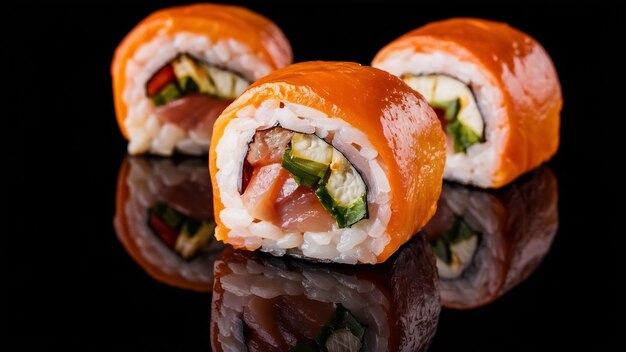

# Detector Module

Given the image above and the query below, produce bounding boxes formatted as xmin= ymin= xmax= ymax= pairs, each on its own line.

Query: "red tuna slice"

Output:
xmin=277 ymin=186 xmax=335 ymax=233
xmin=155 ymin=94 xmax=231 ymax=140
xmin=242 ymin=164 xmax=290 ymax=223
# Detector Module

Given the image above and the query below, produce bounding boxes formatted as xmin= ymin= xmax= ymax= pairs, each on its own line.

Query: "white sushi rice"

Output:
xmin=122 ymin=33 xmax=274 ymax=156
xmin=374 ymin=49 xmax=507 ymax=187
xmin=215 ymin=100 xmax=393 ymax=264
xmin=213 ymin=256 xmax=390 ymax=351
xmin=119 ymin=158 xmax=218 ymax=285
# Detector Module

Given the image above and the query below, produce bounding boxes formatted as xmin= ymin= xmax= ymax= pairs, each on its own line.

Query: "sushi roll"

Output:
xmin=209 ymin=61 xmax=446 ymax=264
xmin=423 ymin=167 xmax=558 ymax=309
xmin=112 ymin=4 xmax=292 ymax=156
xmin=373 ymin=18 xmax=562 ymax=188
xmin=210 ymin=235 xmax=440 ymax=352
xmin=114 ymin=156 xmax=223 ymax=292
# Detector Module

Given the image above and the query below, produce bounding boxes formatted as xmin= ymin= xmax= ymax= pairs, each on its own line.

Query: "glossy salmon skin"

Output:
xmin=210 ymin=61 xmax=446 ymax=263
xmin=111 ymin=3 xmax=292 ymax=139
xmin=373 ymin=18 xmax=562 ymax=188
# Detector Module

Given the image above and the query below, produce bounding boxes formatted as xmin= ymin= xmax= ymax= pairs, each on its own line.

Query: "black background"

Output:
xmin=7 ymin=1 xmax=619 ymax=351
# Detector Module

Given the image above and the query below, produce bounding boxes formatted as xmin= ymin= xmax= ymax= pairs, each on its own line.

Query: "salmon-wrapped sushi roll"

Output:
xmin=423 ymin=167 xmax=558 ymax=309
xmin=373 ymin=18 xmax=562 ymax=188
xmin=112 ymin=4 xmax=292 ymax=156
xmin=211 ymin=236 xmax=440 ymax=352
xmin=209 ymin=61 xmax=446 ymax=264
xmin=114 ymin=157 xmax=224 ymax=292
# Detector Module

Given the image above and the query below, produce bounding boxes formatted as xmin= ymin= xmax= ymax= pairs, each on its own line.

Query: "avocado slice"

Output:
xmin=325 ymin=329 xmax=363 ymax=352
xmin=402 ymin=74 xmax=437 ymax=101
xmin=446 ymin=120 xmax=482 ymax=153
xmin=402 ymin=74 xmax=485 ymax=153
xmin=431 ymin=98 xmax=461 ymax=122
xmin=430 ymin=215 xmax=480 ymax=279
xmin=175 ymin=219 xmax=217 ymax=259
xmin=150 ymin=202 xmax=183 ymax=229
xmin=150 ymin=54 xmax=250 ymax=104
xmin=151 ymin=82 xmax=182 ymax=106
xmin=280 ymin=132 xmax=368 ymax=228
xmin=316 ymin=304 xmax=365 ymax=349
xmin=282 ymin=133 xmax=333 ymax=187
xmin=315 ymin=150 xmax=368 ymax=228
xmin=172 ymin=54 xmax=216 ymax=95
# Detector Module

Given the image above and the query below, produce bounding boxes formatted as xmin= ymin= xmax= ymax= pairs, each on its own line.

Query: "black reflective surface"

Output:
xmin=8 ymin=1 xmax=617 ymax=351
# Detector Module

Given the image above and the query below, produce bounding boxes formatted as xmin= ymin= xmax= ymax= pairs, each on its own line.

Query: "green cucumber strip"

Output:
xmin=315 ymin=308 xmax=337 ymax=347
xmin=431 ymin=98 xmax=460 ymax=122
xmin=443 ymin=216 xmax=475 ymax=244
xmin=194 ymin=220 xmax=216 ymax=239
xmin=431 ymin=97 xmax=482 ymax=152
xmin=446 ymin=121 xmax=481 ymax=153
xmin=151 ymin=82 xmax=182 ymax=106
xmin=179 ymin=76 xmax=200 ymax=94
xmin=181 ymin=218 xmax=202 ymax=237
xmin=172 ymin=54 xmax=215 ymax=95
xmin=151 ymin=203 xmax=183 ymax=230
xmin=430 ymin=215 xmax=477 ymax=264
xmin=282 ymin=144 xmax=329 ymax=187
xmin=177 ymin=220 xmax=217 ymax=259
xmin=280 ymin=132 xmax=367 ymax=227
xmin=316 ymin=174 xmax=368 ymax=229
xmin=342 ymin=197 xmax=368 ymax=228
xmin=316 ymin=304 xmax=365 ymax=348
xmin=431 ymin=238 xmax=452 ymax=263
xmin=153 ymin=53 xmax=250 ymax=104
xmin=181 ymin=219 xmax=216 ymax=238
xmin=338 ymin=306 xmax=365 ymax=339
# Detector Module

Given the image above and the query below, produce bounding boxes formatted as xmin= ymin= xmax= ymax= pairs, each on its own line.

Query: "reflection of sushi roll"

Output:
xmin=114 ymin=157 xmax=223 ymax=292
xmin=211 ymin=236 xmax=440 ymax=352
xmin=209 ymin=61 xmax=446 ymax=264
xmin=499 ymin=168 xmax=559 ymax=294
xmin=373 ymin=19 xmax=562 ymax=188
xmin=112 ymin=4 xmax=292 ymax=156
xmin=423 ymin=167 xmax=558 ymax=309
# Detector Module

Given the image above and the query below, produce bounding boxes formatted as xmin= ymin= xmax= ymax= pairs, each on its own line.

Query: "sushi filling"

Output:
xmin=123 ymin=33 xmax=277 ymax=156
xmin=402 ymin=74 xmax=484 ymax=153
xmin=148 ymin=202 xmax=218 ymax=259
xmin=243 ymin=297 xmax=365 ymax=352
xmin=242 ymin=127 xmax=368 ymax=230
xmin=313 ymin=304 xmax=366 ymax=352
xmin=215 ymin=99 xmax=392 ymax=263
xmin=146 ymin=53 xmax=250 ymax=106
xmin=287 ymin=304 xmax=365 ymax=352
xmin=430 ymin=215 xmax=480 ymax=279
